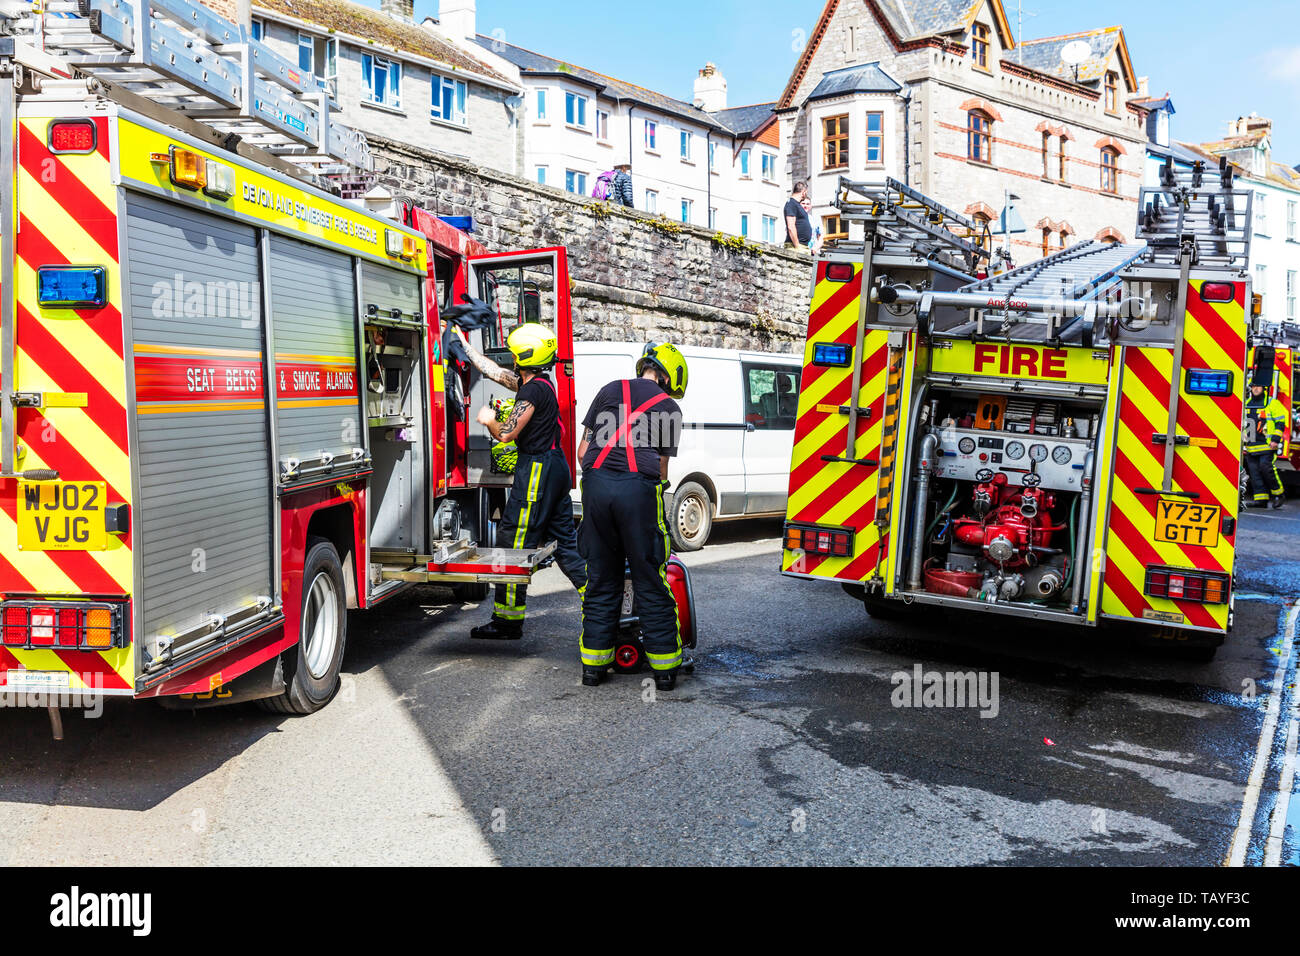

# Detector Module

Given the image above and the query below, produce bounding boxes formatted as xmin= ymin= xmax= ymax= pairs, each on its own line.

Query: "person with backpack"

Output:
xmin=592 ymin=169 xmax=617 ymax=202
xmin=610 ymin=163 xmax=634 ymax=207
xmin=577 ymin=343 xmax=687 ymax=690
xmin=457 ymin=322 xmax=587 ymax=640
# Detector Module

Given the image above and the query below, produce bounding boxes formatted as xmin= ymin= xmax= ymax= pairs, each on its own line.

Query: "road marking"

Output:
xmin=1265 ymin=709 xmax=1298 ymax=865
xmin=1226 ymin=598 xmax=1299 ymax=866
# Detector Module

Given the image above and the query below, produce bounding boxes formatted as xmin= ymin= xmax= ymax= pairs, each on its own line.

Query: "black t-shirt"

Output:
xmin=581 ymin=379 xmax=682 ymax=477
xmin=784 ymin=197 xmax=812 ymax=244
xmin=514 ymin=375 xmax=560 ymax=456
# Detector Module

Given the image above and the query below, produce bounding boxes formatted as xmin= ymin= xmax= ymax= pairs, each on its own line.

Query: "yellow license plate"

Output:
xmin=17 ymin=481 xmax=108 ymax=551
xmin=1153 ymin=498 xmax=1221 ymax=548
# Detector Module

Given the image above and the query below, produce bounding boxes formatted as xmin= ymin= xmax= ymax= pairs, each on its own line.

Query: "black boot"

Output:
xmin=653 ymin=667 xmax=680 ymax=692
xmin=582 ymin=666 xmax=607 ymax=687
xmin=1248 ymin=499 xmax=1268 ymax=509
xmin=1270 ymin=495 xmax=1285 ymax=510
xmin=470 ymin=617 xmax=523 ymax=640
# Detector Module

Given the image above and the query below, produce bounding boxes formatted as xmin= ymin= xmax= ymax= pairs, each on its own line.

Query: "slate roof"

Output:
xmin=255 ymin=0 xmax=512 ymax=84
xmin=1016 ymin=27 xmax=1122 ymax=84
xmin=713 ymin=103 xmax=777 ymax=137
xmin=1131 ymin=94 xmax=1174 ymax=114
xmin=474 ymin=36 xmax=731 ymax=132
xmin=807 ymin=62 xmax=901 ymax=102
xmin=873 ymin=0 xmax=982 ymax=40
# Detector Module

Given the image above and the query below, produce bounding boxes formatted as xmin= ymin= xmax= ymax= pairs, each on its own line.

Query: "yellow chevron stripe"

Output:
xmin=790 ymin=361 xmax=888 ymax=467
xmin=795 ymin=311 xmax=871 ymax=413
xmin=14 ymin=443 xmax=134 ymax=591
xmin=0 ymin=507 xmax=80 ymax=593
xmin=788 ymin=381 xmax=886 ymax=515
xmin=6 ymin=647 xmax=134 ymax=690
xmin=1100 ymin=525 xmax=1228 ymax=629
xmin=16 ymin=165 xmax=118 ymax=277
xmin=18 ymin=118 xmax=116 ymax=208
xmin=1087 ymin=355 xmax=1125 ymax=622
xmin=14 ymin=348 xmax=131 ymax=499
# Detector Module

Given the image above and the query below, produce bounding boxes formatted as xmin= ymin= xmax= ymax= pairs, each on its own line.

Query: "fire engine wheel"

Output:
xmin=452 ymin=582 xmax=491 ymax=603
xmin=670 ymin=482 xmax=713 ymax=552
xmin=259 ymin=538 xmax=347 ymax=716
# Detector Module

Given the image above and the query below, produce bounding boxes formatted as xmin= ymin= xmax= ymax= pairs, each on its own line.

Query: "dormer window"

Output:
xmin=1104 ymin=72 xmax=1118 ymax=112
xmin=972 ymin=23 xmax=990 ymax=70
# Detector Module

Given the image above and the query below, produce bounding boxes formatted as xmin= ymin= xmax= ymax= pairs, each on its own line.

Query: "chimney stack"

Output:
xmin=381 ymin=0 xmax=414 ymax=22
xmin=1136 ymin=75 xmax=1149 ymax=98
xmin=439 ymin=0 xmax=477 ymax=40
xmin=693 ymin=63 xmax=727 ymax=112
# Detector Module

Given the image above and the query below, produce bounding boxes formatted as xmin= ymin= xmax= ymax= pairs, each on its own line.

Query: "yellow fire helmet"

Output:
xmin=507 ymin=323 xmax=559 ymax=368
xmin=637 ymin=342 xmax=689 ymax=399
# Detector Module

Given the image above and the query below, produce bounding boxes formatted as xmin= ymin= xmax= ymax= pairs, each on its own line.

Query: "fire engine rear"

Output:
xmin=784 ymin=161 xmax=1253 ymax=655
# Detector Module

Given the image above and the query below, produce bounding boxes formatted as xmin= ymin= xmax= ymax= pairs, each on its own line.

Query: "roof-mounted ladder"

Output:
xmin=1136 ymin=156 xmax=1251 ymax=271
xmin=2 ymin=0 xmax=370 ymax=173
xmin=834 ymin=176 xmax=990 ymax=270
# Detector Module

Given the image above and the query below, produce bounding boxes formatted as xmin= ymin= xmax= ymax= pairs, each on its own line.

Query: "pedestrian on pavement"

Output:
xmin=784 ymin=181 xmax=812 ymax=250
xmin=801 ymin=195 xmax=823 ymax=255
xmin=458 ymin=322 xmax=587 ymax=638
xmin=577 ymin=343 xmax=687 ymax=690
xmin=611 ymin=163 xmax=635 ymax=208
xmin=1244 ymin=382 xmax=1287 ymax=509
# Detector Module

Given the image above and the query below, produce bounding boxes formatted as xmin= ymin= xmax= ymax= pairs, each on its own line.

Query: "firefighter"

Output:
xmin=577 ymin=343 xmax=687 ymax=690
xmin=459 ymin=323 xmax=587 ymax=639
xmin=1244 ymin=382 xmax=1287 ymax=509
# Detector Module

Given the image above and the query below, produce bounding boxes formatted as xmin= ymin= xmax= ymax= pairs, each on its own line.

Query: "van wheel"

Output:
xmin=259 ymin=538 xmax=347 ymax=716
xmin=670 ymin=482 xmax=713 ymax=552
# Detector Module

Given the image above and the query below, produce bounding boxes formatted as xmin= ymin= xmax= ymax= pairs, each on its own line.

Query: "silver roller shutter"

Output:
xmin=126 ymin=193 xmax=275 ymax=666
xmin=268 ymin=235 xmax=364 ymax=481
xmin=360 ymin=260 xmax=421 ymax=321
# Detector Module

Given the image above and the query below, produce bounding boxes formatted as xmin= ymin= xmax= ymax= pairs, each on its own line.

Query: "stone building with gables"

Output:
xmin=777 ymin=0 xmax=1147 ymax=262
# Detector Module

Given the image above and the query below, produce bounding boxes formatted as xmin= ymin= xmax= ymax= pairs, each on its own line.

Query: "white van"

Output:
xmin=572 ymin=342 xmax=802 ymax=550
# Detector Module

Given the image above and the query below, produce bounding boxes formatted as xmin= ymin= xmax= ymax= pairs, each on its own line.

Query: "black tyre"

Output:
xmin=863 ymin=596 xmax=904 ymax=621
xmin=452 ymin=582 xmax=491 ymax=603
xmin=670 ymin=481 xmax=713 ymax=552
xmin=259 ymin=538 xmax=347 ymax=716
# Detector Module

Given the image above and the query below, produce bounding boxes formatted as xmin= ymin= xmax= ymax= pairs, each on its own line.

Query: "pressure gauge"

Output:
xmin=1052 ymin=445 xmax=1072 ymax=465
xmin=1029 ymin=444 xmax=1048 ymax=463
xmin=958 ymin=437 xmax=976 ymax=454
xmin=1004 ymin=440 xmax=1026 ymax=461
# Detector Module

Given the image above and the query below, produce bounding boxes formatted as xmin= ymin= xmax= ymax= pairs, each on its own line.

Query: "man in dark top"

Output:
xmin=784 ymin=181 xmax=812 ymax=249
xmin=611 ymin=163 xmax=634 ymax=208
xmin=461 ymin=322 xmax=586 ymax=640
xmin=577 ymin=343 xmax=687 ymax=690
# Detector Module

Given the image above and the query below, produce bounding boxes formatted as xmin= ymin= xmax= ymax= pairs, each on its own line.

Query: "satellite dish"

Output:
xmin=1061 ymin=40 xmax=1092 ymax=66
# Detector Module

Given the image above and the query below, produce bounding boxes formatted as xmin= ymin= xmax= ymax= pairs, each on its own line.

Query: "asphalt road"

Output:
xmin=2 ymin=509 xmax=1298 ymax=867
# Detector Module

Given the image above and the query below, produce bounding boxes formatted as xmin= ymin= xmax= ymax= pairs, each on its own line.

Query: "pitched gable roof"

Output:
xmin=778 ymin=0 xmax=1013 ymax=110
xmin=1016 ymin=26 xmax=1135 ymax=89
xmin=255 ymin=0 xmax=511 ymax=84
xmin=807 ymin=62 xmax=901 ymax=102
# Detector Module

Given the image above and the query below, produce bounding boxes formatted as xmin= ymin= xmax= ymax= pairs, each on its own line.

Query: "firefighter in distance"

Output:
xmin=1244 ymin=382 xmax=1287 ymax=509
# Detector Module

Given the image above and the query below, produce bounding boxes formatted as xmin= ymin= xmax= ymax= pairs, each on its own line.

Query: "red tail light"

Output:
xmin=48 ymin=119 xmax=97 ymax=154
xmin=0 ymin=602 xmax=123 ymax=649
xmin=785 ymin=525 xmax=854 ymax=557
xmin=1199 ymin=282 xmax=1235 ymax=303
xmin=1144 ymin=566 xmax=1229 ymax=605
xmin=825 ymin=262 xmax=854 ymax=282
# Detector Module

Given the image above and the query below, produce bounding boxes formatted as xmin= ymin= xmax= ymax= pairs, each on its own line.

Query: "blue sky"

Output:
xmin=396 ymin=0 xmax=1299 ymax=165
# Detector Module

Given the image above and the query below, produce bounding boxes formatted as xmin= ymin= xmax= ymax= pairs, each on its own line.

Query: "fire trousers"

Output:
xmin=493 ymin=448 xmax=586 ymax=622
xmin=1244 ymin=449 xmax=1284 ymax=501
xmin=577 ymin=469 xmax=681 ymax=671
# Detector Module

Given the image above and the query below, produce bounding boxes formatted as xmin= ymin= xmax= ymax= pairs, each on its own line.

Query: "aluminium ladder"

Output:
xmin=1 ymin=0 xmax=370 ymax=174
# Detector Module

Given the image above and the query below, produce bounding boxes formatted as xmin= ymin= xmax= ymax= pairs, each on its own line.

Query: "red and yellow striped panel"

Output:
xmin=1273 ymin=347 xmax=1292 ymax=458
xmin=0 ymin=115 xmax=134 ymax=691
xmin=1100 ymin=279 xmax=1248 ymax=632
xmin=783 ymin=261 xmax=892 ymax=583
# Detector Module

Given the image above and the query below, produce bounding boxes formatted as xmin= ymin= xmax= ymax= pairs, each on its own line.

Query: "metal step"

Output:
xmin=5 ymin=0 xmax=370 ymax=172
xmin=376 ymin=541 xmax=558 ymax=585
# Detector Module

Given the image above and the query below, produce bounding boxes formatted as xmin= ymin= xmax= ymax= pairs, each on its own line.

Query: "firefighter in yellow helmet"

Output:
xmin=576 ymin=343 xmax=687 ymax=689
xmin=1244 ymin=381 xmax=1287 ymax=509
xmin=462 ymin=322 xmax=587 ymax=639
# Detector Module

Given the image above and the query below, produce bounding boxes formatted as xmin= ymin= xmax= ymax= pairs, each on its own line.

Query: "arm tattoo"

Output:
xmin=502 ymin=400 xmax=531 ymax=439
xmin=463 ymin=339 xmax=521 ymax=391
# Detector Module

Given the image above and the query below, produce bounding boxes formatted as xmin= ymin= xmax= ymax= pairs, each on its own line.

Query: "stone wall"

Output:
xmin=365 ymin=136 xmax=812 ymax=353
